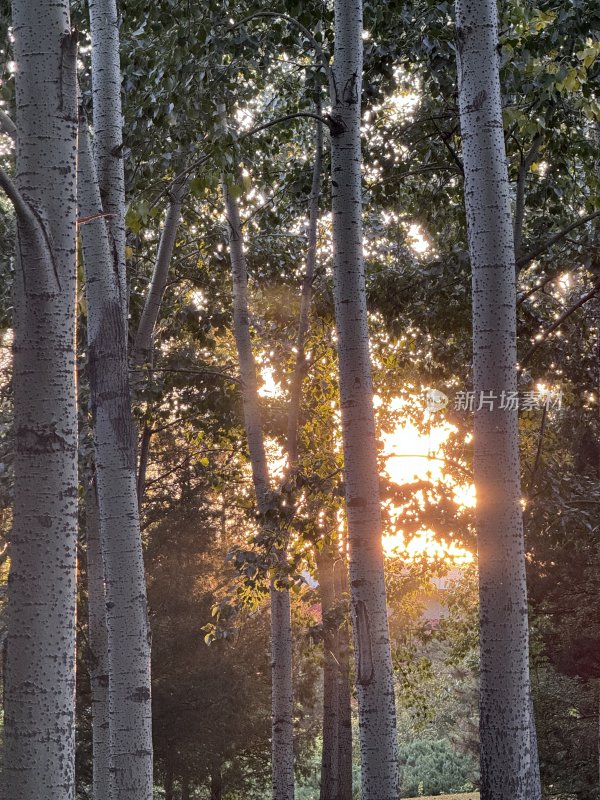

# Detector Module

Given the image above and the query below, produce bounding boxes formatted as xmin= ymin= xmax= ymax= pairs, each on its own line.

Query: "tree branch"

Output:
xmin=131 ymin=174 xmax=187 ymax=369
xmin=513 ymin=133 xmax=542 ymax=258
xmin=516 ymin=210 xmax=600 ymax=272
xmin=520 ymin=275 xmax=600 ymax=365
xmin=285 ymin=99 xmax=322 ymax=469
xmin=0 ymin=165 xmax=42 ymax=233
xmin=0 ymin=109 xmax=17 ymax=140
xmin=229 ymin=12 xmax=332 ymax=86
xmin=240 ymin=112 xmax=335 ymax=140
xmin=433 ymin=121 xmax=464 ymax=175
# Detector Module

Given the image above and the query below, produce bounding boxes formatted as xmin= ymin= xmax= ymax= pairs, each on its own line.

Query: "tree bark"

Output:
xmin=181 ymin=777 xmax=191 ymax=800
xmin=131 ymin=178 xmax=186 ymax=508
xmin=286 ymin=105 xmax=323 ymax=467
xmin=131 ymin=177 xmax=186 ymax=370
xmin=455 ymin=2 xmax=541 ymax=798
xmin=164 ymin=767 xmax=174 ymax=800
xmin=316 ymin=546 xmax=340 ymax=800
xmin=329 ymin=1 xmax=400 ymax=798
xmin=85 ymin=474 xmax=113 ymax=800
xmin=2 ymin=3 xmax=79 ymax=799
xmin=78 ymin=119 xmax=153 ymax=800
xmin=210 ymin=764 xmax=222 ymax=800
xmin=88 ymin=0 xmax=127 ymax=318
xmin=334 ymin=553 xmax=353 ymax=800
xmin=222 ymin=173 xmax=295 ymax=800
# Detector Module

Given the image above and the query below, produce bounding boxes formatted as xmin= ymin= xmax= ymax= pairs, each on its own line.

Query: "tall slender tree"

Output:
xmin=132 ymin=175 xmax=187 ymax=505
xmin=454 ymin=1 xmax=542 ymax=798
xmin=78 ymin=116 xmax=153 ymax=800
xmin=88 ymin=0 xmax=127 ymax=317
xmin=84 ymin=474 xmax=113 ymax=800
xmin=220 ymin=100 xmax=328 ymax=800
xmin=222 ymin=167 xmax=295 ymax=800
xmin=1 ymin=1 xmax=79 ymax=798
xmin=328 ymin=1 xmax=400 ymax=798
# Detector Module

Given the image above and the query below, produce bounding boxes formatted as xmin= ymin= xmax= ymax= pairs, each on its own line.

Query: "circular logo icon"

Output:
xmin=425 ymin=388 xmax=448 ymax=412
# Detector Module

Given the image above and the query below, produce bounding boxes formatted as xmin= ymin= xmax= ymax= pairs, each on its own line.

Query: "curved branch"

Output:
xmin=229 ymin=12 xmax=331 ymax=84
xmin=0 ymin=165 xmax=46 ymax=245
xmin=516 ymin=210 xmax=600 ymax=272
xmin=0 ymin=109 xmax=17 ymax=140
xmin=241 ymin=112 xmax=334 ymax=140
xmin=172 ymin=112 xmax=332 ymax=188
xmin=520 ymin=275 xmax=600 ymax=365
xmin=132 ymin=175 xmax=187 ymax=369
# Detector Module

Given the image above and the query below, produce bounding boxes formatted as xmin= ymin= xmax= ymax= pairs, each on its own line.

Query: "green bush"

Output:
xmin=399 ymin=738 xmax=477 ymax=797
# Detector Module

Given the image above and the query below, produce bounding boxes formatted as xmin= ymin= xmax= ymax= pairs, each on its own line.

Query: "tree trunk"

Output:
xmin=181 ymin=777 xmax=191 ymax=800
xmin=131 ymin=177 xmax=186 ymax=508
xmin=329 ymin=2 xmax=400 ymax=798
xmin=131 ymin=176 xmax=187 ymax=370
xmin=454 ymin=2 xmax=541 ymax=798
xmin=88 ymin=0 xmax=127 ymax=318
xmin=334 ymin=553 xmax=353 ymax=800
xmin=164 ymin=767 xmax=174 ymax=800
xmin=2 ymin=2 xmax=79 ymax=799
xmin=85 ymin=474 xmax=113 ymax=800
xmin=78 ymin=119 xmax=153 ymax=800
xmin=286 ymin=103 xmax=323 ymax=466
xmin=316 ymin=546 xmax=340 ymax=800
xmin=210 ymin=764 xmax=222 ymax=800
xmin=222 ymin=173 xmax=295 ymax=800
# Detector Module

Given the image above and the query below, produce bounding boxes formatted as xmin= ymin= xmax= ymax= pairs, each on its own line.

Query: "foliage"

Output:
xmin=399 ymin=738 xmax=477 ymax=797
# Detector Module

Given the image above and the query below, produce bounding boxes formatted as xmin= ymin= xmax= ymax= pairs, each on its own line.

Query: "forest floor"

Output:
xmin=405 ymin=794 xmax=479 ymax=800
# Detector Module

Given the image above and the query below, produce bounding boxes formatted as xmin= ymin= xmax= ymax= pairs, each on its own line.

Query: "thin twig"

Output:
xmin=516 ymin=210 xmax=600 ymax=272
xmin=520 ymin=276 xmax=600 ymax=365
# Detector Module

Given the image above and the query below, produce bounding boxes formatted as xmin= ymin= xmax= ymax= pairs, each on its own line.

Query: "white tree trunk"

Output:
xmin=222 ymin=176 xmax=295 ymax=800
xmin=329 ymin=2 xmax=400 ymax=798
xmin=334 ymin=554 xmax=353 ymax=800
xmin=78 ymin=120 xmax=153 ymax=800
xmin=131 ymin=177 xmax=187 ymax=371
xmin=455 ymin=1 xmax=541 ymax=798
xmin=131 ymin=177 xmax=186 ymax=505
xmin=2 ymin=2 xmax=79 ymax=799
xmin=85 ymin=474 xmax=113 ymax=800
xmin=88 ymin=0 xmax=127 ymax=318
xmin=316 ymin=546 xmax=340 ymax=800
xmin=286 ymin=107 xmax=323 ymax=466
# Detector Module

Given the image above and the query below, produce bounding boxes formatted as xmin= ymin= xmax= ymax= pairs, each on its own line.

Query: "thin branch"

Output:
xmin=513 ymin=133 xmax=542 ymax=258
xmin=228 ymin=12 xmax=331 ymax=85
xmin=516 ymin=210 xmax=600 ymax=272
xmin=240 ymin=112 xmax=334 ymax=140
xmin=285 ymin=98 xmax=323 ymax=469
xmin=518 ymin=271 xmax=562 ymax=306
xmin=172 ymin=112 xmax=332 ymax=190
xmin=0 ymin=166 xmax=37 ymax=228
xmin=77 ymin=211 xmax=117 ymax=226
xmin=527 ymin=404 xmax=547 ymax=492
xmin=137 ymin=425 xmax=152 ymax=507
xmin=517 ymin=263 xmax=588 ymax=306
xmin=433 ymin=121 xmax=464 ymax=175
xmin=520 ymin=275 xmax=600 ymax=365
xmin=0 ymin=109 xmax=16 ymax=140
xmin=131 ymin=366 xmax=241 ymax=384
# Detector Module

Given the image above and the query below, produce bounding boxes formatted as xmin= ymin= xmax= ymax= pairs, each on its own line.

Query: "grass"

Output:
xmin=404 ymin=794 xmax=479 ymax=800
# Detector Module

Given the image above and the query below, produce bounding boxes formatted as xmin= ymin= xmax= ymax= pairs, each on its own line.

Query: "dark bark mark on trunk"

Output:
xmin=210 ymin=764 xmax=222 ymax=800
xmin=355 ymin=600 xmax=373 ymax=686
xmin=88 ymin=297 xmax=136 ymax=470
